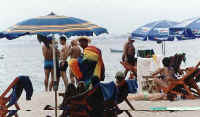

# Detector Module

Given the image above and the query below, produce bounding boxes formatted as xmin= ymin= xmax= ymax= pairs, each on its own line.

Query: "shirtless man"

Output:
xmin=67 ymin=40 xmax=81 ymax=84
xmin=122 ymin=36 xmax=137 ymax=78
xmin=59 ymin=36 xmax=69 ymax=89
xmin=40 ymin=35 xmax=60 ymax=91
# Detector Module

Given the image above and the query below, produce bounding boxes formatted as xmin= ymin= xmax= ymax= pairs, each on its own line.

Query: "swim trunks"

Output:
xmin=60 ymin=61 xmax=68 ymax=72
xmin=44 ymin=60 xmax=54 ymax=69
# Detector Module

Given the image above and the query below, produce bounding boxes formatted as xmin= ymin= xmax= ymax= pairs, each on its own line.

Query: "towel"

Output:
xmin=69 ymin=46 xmax=105 ymax=85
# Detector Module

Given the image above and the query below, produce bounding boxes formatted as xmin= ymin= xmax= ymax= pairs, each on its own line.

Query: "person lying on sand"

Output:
xmin=127 ymin=92 xmax=183 ymax=101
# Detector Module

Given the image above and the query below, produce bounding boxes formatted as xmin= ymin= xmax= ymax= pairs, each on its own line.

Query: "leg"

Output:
xmin=61 ymin=71 xmax=68 ymax=89
xmin=70 ymin=70 xmax=75 ymax=85
xmin=44 ymin=69 xmax=50 ymax=92
xmin=153 ymin=78 xmax=168 ymax=92
xmin=49 ymin=69 xmax=54 ymax=91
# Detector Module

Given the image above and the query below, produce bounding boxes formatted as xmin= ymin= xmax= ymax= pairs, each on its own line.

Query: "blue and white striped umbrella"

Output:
xmin=0 ymin=12 xmax=108 ymax=39
xmin=131 ymin=20 xmax=178 ymax=41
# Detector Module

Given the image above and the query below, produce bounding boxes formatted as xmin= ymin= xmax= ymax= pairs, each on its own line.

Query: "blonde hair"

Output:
xmin=71 ymin=40 xmax=78 ymax=46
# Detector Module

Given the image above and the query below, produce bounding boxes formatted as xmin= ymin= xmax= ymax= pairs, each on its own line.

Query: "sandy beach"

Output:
xmin=7 ymin=92 xmax=200 ymax=117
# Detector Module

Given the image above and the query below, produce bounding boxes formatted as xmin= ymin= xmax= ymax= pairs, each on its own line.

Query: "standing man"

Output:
xmin=59 ymin=36 xmax=69 ymax=89
xmin=122 ymin=36 xmax=137 ymax=78
xmin=38 ymin=34 xmax=60 ymax=91
xmin=69 ymin=36 xmax=105 ymax=88
xmin=67 ymin=40 xmax=81 ymax=84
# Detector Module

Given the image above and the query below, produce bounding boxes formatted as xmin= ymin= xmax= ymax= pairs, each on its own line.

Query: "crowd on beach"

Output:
xmin=38 ymin=34 xmax=200 ymax=100
xmin=35 ymin=34 xmax=200 ymax=117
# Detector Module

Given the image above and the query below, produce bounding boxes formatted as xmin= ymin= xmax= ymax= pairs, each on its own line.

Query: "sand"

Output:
xmin=7 ymin=92 xmax=200 ymax=117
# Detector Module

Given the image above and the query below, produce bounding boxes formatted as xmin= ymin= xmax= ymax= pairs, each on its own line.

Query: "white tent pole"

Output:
xmin=52 ymin=35 xmax=58 ymax=117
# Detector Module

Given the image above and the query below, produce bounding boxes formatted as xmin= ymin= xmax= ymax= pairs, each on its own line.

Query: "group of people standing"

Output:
xmin=39 ymin=35 xmax=83 ymax=91
xmin=39 ymin=34 xmax=104 ymax=92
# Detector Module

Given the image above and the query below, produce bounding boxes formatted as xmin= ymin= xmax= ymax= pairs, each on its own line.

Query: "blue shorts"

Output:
xmin=44 ymin=60 xmax=54 ymax=69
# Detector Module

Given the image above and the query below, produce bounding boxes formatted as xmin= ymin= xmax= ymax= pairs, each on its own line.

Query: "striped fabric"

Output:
xmin=84 ymin=46 xmax=105 ymax=81
xmin=1 ymin=12 xmax=108 ymax=39
xmin=69 ymin=46 xmax=105 ymax=84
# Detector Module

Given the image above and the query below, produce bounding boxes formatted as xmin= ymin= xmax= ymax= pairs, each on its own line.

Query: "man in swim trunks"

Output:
xmin=59 ymin=36 xmax=69 ymax=89
xmin=67 ymin=40 xmax=81 ymax=84
xmin=40 ymin=35 xmax=60 ymax=92
xmin=122 ymin=36 xmax=137 ymax=78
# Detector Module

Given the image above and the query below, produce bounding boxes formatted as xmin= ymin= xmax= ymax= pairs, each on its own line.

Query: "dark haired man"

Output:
xmin=59 ymin=36 xmax=69 ymax=89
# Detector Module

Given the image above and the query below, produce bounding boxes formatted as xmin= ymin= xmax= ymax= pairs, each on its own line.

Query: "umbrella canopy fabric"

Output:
xmin=169 ymin=17 xmax=200 ymax=40
xmin=131 ymin=20 xmax=178 ymax=41
xmin=0 ymin=12 xmax=108 ymax=39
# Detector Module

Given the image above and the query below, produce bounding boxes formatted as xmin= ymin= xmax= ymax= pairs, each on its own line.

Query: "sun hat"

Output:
xmin=76 ymin=36 xmax=91 ymax=43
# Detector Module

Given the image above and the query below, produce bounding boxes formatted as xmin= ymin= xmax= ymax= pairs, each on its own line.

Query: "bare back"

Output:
xmin=68 ymin=46 xmax=81 ymax=58
xmin=42 ymin=45 xmax=53 ymax=60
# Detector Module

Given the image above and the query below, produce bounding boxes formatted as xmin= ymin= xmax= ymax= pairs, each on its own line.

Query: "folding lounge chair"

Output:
xmin=159 ymin=66 xmax=200 ymax=99
xmin=0 ymin=76 xmax=33 ymax=117
xmin=0 ymin=78 xmax=20 ymax=117
xmin=183 ymin=68 xmax=200 ymax=96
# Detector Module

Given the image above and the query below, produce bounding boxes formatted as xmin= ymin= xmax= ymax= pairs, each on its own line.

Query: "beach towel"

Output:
xmin=83 ymin=46 xmax=105 ymax=81
xmin=69 ymin=46 xmax=105 ymax=86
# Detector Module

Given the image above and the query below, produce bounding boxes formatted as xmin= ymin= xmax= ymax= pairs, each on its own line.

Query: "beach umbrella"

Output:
xmin=169 ymin=17 xmax=200 ymax=40
xmin=0 ymin=12 xmax=108 ymax=117
xmin=131 ymin=20 xmax=178 ymax=55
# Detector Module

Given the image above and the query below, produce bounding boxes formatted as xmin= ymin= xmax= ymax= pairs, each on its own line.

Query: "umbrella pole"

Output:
xmin=164 ymin=41 xmax=166 ymax=56
xmin=161 ymin=41 xmax=163 ymax=55
xmin=52 ymin=36 xmax=58 ymax=117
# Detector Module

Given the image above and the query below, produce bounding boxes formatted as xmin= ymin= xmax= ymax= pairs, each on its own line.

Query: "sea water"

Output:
xmin=0 ymin=35 xmax=200 ymax=93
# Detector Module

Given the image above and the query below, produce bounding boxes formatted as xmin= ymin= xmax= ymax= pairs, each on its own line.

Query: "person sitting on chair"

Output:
xmin=151 ymin=57 xmax=177 ymax=92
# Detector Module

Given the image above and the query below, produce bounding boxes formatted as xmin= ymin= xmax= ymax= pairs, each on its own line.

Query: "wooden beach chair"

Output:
xmin=182 ymin=67 xmax=200 ymax=96
xmin=0 ymin=78 xmax=20 ymax=117
xmin=143 ymin=62 xmax=200 ymax=99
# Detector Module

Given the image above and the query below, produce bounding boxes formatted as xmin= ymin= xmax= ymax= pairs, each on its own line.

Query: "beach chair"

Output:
xmin=0 ymin=76 xmax=33 ymax=117
xmin=144 ymin=62 xmax=200 ymax=100
xmin=183 ymin=67 xmax=200 ymax=96
xmin=0 ymin=78 xmax=20 ymax=117
xmin=59 ymin=80 xmax=137 ymax=117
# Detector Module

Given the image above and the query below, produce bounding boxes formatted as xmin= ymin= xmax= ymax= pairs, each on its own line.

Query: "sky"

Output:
xmin=0 ymin=0 xmax=200 ymax=35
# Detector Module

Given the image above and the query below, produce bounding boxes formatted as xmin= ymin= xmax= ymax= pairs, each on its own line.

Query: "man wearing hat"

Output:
xmin=122 ymin=36 xmax=137 ymax=78
xmin=76 ymin=36 xmax=91 ymax=50
xmin=69 ymin=36 xmax=105 ymax=87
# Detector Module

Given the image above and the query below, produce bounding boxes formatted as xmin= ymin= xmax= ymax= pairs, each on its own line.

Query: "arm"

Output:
xmin=122 ymin=43 xmax=128 ymax=61
xmin=152 ymin=68 xmax=163 ymax=77
xmin=66 ymin=47 xmax=73 ymax=58
xmin=42 ymin=45 xmax=47 ymax=58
